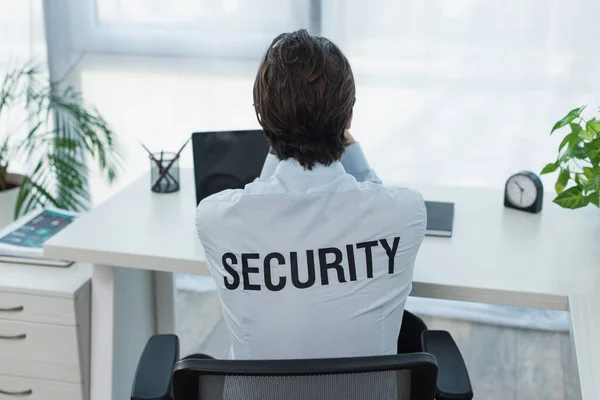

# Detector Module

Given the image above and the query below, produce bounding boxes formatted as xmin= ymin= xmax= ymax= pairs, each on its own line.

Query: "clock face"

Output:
xmin=506 ymin=174 xmax=538 ymax=208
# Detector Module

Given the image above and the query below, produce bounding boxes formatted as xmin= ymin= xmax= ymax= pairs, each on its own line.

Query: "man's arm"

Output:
xmin=341 ymin=142 xmax=381 ymax=184
xmin=259 ymin=131 xmax=381 ymax=183
xmin=341 ymin=130 xmax=381 ymax=184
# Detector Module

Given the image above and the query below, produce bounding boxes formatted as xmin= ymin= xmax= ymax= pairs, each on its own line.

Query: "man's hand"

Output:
xmin=344 ymin=130 xmax=356 ymax=147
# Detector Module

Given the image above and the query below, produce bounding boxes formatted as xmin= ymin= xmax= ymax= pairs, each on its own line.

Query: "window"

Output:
xmin=74 ymin=0 xmax=600 ymax=202
xmin=0 ymin=0 xmax=46 ymax=175
xmin=322 ymin=0 xmax=600 ymax=187
xmin=68 ymin=0 xmax=319 ymax=58
xmin=0 ymin=0 xmax=45 ymax=70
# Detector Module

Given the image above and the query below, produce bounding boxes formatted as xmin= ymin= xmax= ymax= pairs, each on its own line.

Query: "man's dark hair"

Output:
xmin=253 ymin=29 xmax=355 ymax=169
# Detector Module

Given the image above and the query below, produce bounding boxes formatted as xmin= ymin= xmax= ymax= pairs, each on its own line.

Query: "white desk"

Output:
xmin=45 ymin=169 xmax=600 ymax=400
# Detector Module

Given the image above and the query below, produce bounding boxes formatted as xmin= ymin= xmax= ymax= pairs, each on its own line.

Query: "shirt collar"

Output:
xmin=273 ymin=158 xmax=346 ymax=186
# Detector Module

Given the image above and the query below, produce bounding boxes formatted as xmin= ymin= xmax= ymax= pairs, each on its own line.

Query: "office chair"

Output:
xmin=131 ymin=311 xmax=472 ymax=400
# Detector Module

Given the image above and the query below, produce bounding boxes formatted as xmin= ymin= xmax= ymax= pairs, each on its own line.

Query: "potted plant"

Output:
xmin=0 ymin=63 xmax=121 ymax=228
xmin=541 ymin=106 xmax=600 ymax=209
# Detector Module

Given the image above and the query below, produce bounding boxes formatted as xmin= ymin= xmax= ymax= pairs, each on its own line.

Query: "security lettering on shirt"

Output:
xmin=196 ymin=145 xmax=426 ymax=359
xmin=221 ymin=236 xmax=401 ymax=291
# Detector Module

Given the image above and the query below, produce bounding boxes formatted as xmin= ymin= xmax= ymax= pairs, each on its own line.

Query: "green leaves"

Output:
xmin=553 ymin=186 xmax=589 ymax=209
xmin=551 ymin=107 xmax=585 ymax=134
xmin=578 ymin=129 xmax=595 ymax=141
xmin=48 ymin=90 xmax=123 ymax=188
xmin=540 ymin=162 xmax=559 ymax=175
xmin=558 ymin=132 xmax=576 ymax=151
xmin=569 ymin=121 xmax=595 ymax=140
xmin=586 ymin=118 xmax=600 ymax=135
xmin=2 ymin=63 xmax=122 ymax=217
xmin=543 ymin=105 xmax=600 ymax=209
xmin=587 ymin=137 xmax=600 ymax=165
xmin=555 ymin=168 xmax=570 ymax=194
xmin=588 ymin=192 xmax=600 ymax=207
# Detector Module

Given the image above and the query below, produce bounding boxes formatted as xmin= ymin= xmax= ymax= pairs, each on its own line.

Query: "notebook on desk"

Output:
xmin=424 ymin=201 xmax=455 ymax=237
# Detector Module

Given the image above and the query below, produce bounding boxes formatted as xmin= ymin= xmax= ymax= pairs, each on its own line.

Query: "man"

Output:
xmin=196 ymin=29 xmax=426 ymax=360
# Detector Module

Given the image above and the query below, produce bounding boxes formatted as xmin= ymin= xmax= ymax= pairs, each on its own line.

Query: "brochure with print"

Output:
xmin=0 ymin=208 xmax=78 ymax=267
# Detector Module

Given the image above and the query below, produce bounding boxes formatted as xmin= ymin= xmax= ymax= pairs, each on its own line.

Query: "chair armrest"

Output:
xmin=421 ymin=330 xmax=473 ymax=400
xmin=131 ymin=334 xmax=180 ymax=400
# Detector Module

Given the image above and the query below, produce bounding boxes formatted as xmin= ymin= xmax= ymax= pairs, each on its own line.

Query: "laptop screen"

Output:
xmin=192 ymin=130 xmax=270 ymax=205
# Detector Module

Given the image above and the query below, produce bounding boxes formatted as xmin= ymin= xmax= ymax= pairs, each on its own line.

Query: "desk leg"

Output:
xmin=153 ymin=271 xmax=176 ymax=334
xmin=568 ymin=294 xmax=599 ymax=400
xmin=90 ymin=264 xmax=155 ymax=400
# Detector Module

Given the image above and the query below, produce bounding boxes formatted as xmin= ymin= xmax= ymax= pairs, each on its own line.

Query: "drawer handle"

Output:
xmin=0 ymin=306 xmax=23 ymax=312
xmin=0 ymin=389 xmax=32 ymax=396
xmin=0 ymin=334 xmax=26 ymax=340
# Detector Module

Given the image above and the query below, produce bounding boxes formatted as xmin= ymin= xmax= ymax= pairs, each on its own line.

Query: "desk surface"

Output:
xmin=45 ymin=169 xmax=600 ymax=309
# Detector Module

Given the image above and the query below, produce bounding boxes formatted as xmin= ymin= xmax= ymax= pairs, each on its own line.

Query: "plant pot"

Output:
xmin=0 ymin=173 xmax=24 ymax=230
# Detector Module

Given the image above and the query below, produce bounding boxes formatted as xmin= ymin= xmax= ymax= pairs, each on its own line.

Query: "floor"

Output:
xmin=175 ymin=289 xmax=582 ymax=400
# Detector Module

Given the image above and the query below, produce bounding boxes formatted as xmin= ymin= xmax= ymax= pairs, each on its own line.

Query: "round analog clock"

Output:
xmin=504 ymin=171 xmax=543 ymax=213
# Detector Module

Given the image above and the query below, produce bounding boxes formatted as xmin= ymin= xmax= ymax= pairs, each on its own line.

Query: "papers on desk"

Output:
xmin=0 ymin=208 xmax=78 ymax=267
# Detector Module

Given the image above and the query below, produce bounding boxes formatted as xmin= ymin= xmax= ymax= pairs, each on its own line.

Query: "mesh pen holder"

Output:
xmin=150 ymin=152 xmax=180 ymax=193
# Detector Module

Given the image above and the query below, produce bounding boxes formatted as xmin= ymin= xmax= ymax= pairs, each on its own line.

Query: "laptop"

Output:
xmin=192 ymin=130 xmax=269 ymax=206
xmin=192 ymin=130 xmax=454 ymax=237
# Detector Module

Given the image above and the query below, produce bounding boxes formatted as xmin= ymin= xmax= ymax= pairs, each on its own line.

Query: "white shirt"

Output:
xmin=196 ymin=143 xmax=426 ymax=359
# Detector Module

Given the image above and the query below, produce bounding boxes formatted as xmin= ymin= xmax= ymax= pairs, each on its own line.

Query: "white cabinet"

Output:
xmin=0 ymin=375 xmax=82 ymax=400
xmin=0 ymin=263 xmax=90 ymax=400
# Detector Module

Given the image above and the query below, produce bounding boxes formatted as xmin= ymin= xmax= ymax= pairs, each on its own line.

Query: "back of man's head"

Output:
xmin=253 ymin=29 xmax=355 ymax=170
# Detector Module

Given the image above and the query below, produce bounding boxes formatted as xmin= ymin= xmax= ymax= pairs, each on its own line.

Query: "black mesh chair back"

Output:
xmin=172 ymin=354 xmax=438 ymax=400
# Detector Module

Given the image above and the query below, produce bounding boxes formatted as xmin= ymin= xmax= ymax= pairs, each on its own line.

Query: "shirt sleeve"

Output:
xmin=259 ymin=152 xmax=279 ymax=179
xmin=341 ymin=143 xmax=382 ymax=184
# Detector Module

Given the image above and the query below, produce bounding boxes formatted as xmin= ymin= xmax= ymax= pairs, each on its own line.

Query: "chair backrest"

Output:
xmin=172 ymin=353 xmax=438 ymax=400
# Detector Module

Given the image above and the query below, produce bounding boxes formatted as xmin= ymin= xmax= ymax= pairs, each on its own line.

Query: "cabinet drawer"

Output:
xmin=0 ymin=320 xmax=80 ymax=383
xmin=0 ymin=291 xmax=75 ymax=325
xmin=0 ymin=375 xmax=81 ymax=400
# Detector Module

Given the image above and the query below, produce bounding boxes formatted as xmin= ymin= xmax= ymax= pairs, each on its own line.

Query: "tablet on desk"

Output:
xmin=192 ymin=130 xmax=269 ymax=205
